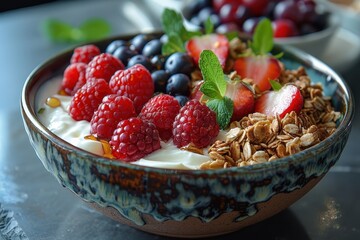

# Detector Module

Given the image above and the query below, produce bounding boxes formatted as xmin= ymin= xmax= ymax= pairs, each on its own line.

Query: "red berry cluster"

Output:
xmin=61 ymin=44 xmax=220 ymax=162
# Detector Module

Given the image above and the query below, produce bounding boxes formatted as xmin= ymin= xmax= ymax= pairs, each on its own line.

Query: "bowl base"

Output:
xmin=88 ymin=175 xmax=323 ymax=238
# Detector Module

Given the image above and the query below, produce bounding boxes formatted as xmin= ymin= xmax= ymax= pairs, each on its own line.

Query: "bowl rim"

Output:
xmin=20 ymin=32 xmax=355 ymax=176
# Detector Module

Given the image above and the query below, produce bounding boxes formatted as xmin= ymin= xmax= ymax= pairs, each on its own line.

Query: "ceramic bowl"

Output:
xmin=321 ymin=0 xmax=360 ymax=36
xmin=21 ymin=33 xmax=354 ymax=238
xmin=181 ymin=1 xmax=339 ymax=59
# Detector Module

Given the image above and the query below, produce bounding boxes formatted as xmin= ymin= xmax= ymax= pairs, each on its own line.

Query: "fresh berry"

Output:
xmin=175 ymin=95 xmax=189 ymax=107
xmin=109 ymin=64 xmax=154 ymax=113
xmin=241 ymin=0 xmax=269 ymax=16
xmin=112 ymin=46 xmax=137 ymax=66
xmin=90 ymin=95 xmax=136 ymax=140
xmin=105 ymin=40 xmax=128 ymax=54
xmin=140 ymin=94 xmax=181 ymax=141
xmin=225 ymin=81 xmax=255 ymax=121
xmin=164 ymin=52 xmax=194 ymax=76
xmin=272 ymin=19 xmax=299 ymax=38
xmin=142 ymin=39 xmax=163 ymax=57
xmin=61 ymin=62 xmax=87 ymax=96
xmin=216 ymin=23 xmax=239 ymax=34
xmin=127 ymin=54 xmax=154 ymax=72
xmin=213 ymin=0 xmax=236 ymax=13
xmin=86 ymin=53 xmax=125 ymax=82
xmin=69 ymin=79 xmax=111 ymax=121
xmin=274 ymin=0 xmax=302 ymax=25
xmin=190 ymin=80 xmax=204 ymax=101
xmin=233 ymin=56 xmax=282 ymax=92
xmin=172 ymin=100 xmax=219 ymax=148
xmin=110 ymin=117 xmax=161 ymax=162
xmin=219 ymin=3 xmax=250 ymax=26
xmin=254 ymin=84 xmax=304 ymax=118
xmin=151 ymin=55 xmax=168 ymax=70
xmin=242 ymin=17 xmax=263 ymax=35
xmin=130 ymin=34 xmax=153 ymax=53
xmin=166 ymin=73 xmax=191 ymax=96
xmin=70 ymin=44 xmax=101 ymax=64
xmin=152 ymin=70 xmax=169 ymax=93
xmin=186 ymin=33 xmax=229 ymax=68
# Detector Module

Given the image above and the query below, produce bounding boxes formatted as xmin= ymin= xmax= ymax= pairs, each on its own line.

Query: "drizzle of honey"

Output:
xmin=84 ymin=135 xmax=115 ymax=159
xmin=46 ymin=97 xmax=61 ymax=108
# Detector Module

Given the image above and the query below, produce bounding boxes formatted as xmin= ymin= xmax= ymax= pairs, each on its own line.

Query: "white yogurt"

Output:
xmin=37 ymin=77 xmax=220 ymax=170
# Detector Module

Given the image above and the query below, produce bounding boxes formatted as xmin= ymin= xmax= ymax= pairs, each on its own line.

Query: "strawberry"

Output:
xmin=110 ymin=117 xmax=161 ymax=162
xmin=225 ymin=81 xmax=255 ymax=121
xmin=185 ymin=33 xmax=229 ymax=68
xmin=233 ymin=56 xmax=282 ymax=92
xmin=109 ymin=64 xmax=154 ymax=113
xmin=139 ymin=94 xmax=180 ymax=141
xmin=254 ymin=84 xmax=304 ymax=118
xmin=90 ymin=95 xmax=137 ymax=140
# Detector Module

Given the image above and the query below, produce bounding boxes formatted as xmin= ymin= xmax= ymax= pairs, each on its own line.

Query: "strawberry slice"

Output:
xmin=234 ymin=56 xmax=281 ymax=92
xmin=186 ymin=33 xmax=229 ymax=68
xmin=254 ymin=84 xmax=303 ymax=118
xmin=225 ymin=81 xmax=255 ymax=121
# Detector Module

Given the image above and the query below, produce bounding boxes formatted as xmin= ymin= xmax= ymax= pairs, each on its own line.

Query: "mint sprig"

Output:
xmin=270 ymin=80 xmax=282 ymax=91
xmin=161 ymin=8 xmax=201 ymax=55
xmin=199 ymin=50 xmax=233 ymax=129
xmin=42 ymin=18 xmax=111 ymax=43
xmin=250 ymin=18 xmax=273 ymax=55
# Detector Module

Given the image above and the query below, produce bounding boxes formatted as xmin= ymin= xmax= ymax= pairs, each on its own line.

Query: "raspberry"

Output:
xmin=139 ymin=94 xmax=180 ymax=141
xmin=86 ymin=53 xmax=125 ymax=82
xmin=90 ymin=95 xmax=136 ymax=140
xmin=172 ymin=100 xmax=219 ymax=148
xmin=109 ymin=64 xmax=154 ymax=113
xmin=61 ymin=62 xmax=87 ymax=95
xmin=69 ymin=79 xmax=111 ymax=121
xmin=70 ymin=44 xmax=101 ymax=64
xmin=110 ymin=117 xmax=161 ymax=162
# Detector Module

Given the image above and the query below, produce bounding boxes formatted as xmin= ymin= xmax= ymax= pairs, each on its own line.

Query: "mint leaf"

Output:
xmin=79 ymin=18 xmax=111 ymax=41
xmin=199 ymin=50 xmax=227 ymax=99
xmin=204 ymin=17 xmax=214 ymax=35
xmin=270 ymin=80 xmax=282 ymax=91
xmin=162 ymin=34 xmax=185 ymax=55
xmin=42 ymin=18 xmax=111 ymax=43
xmin=161 ymin=8 xmax=184 ymax=37
xmin=251 ymin=18 xmax=273 ymax=55
xmin=42 ymin=19 xmax=74 ymax=42
xmin=206 ymin=97 xmax=233 ymax=130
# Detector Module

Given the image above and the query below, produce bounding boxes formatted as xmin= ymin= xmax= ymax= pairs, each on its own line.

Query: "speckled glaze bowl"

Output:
xmin=21 ymin=33 xmax=354 ymax=238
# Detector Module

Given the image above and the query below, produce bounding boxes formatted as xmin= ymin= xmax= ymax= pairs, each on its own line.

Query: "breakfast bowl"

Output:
xmin=21 ymin=31 xmax=354 ymax=238
xmin=182 ymin=0 xmax=339 ymax=59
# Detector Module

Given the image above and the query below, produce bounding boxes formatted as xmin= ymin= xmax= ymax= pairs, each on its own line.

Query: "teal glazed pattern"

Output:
xmin=21 ymin=34 xmax=354 ymax=236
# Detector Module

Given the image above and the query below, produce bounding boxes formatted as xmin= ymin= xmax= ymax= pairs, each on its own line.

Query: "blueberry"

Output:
xmin=105 ymin=40 xmax=128 ymax=54
xmin=152 ymin=70 xmax=169 ymax=93
xmin=130 ymin=34 xmax=153 ymax=53
xmin=113 ymin=46 xmax=137 ymax=65
xmin=166 ymin=73 xmax=190 ymax=96
xmin=142 ymin=39 xmax=162 ymax=57
xmin=127 ymin=55 xmax=154 ymax=71
xmin=165 ymin=52 xmax=194 ymax=76
xmin=151 ymin=55 xmax=167 ymax=70
xmin=175 ymin=95 xmax=189 ymax=107
xmin=186 ymin=0 xmax=211 ymax=16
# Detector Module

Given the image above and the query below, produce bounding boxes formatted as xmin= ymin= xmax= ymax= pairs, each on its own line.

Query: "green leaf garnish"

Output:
xmin=199 ymin=50 xmax=227 ymax=99
xmin=206 ymin=97 xmax=233 ymax=130
xmin=37 ymin=108 xmax=45 ymax=114
xmin=161 ymin=8 xmax=201 ymax=55
xmin=162 ymin=34 xmax=185 ymax=55
xmin=42 ymin=18 xmax=111 ymax=43
xmin=250 ymin=18 xmax=273 ymax=55
xmin=199 ymin=50 xmax=234 ymax=129
xmin=204 ymin=17 xmax=214 ymax=35
xmin=270 ymin=80 xmax=282 ymax=91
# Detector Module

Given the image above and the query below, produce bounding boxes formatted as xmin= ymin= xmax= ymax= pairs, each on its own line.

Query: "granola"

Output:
xmin=198 ymin=66 xmax=341 ymax=169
